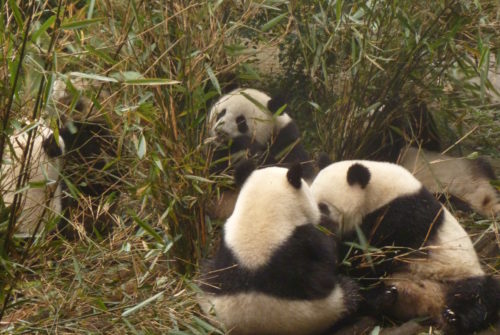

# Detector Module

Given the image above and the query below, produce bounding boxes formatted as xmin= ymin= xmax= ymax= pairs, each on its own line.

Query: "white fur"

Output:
xmin=408 ymin=209 xmax=484 ymax=279
xmin=208 ymin=88 xmax=291 ymax=145
xmin=311 ymin=160 xmax=422 ymax=232
xmin=400 ymin=147 xmax=500 ymax=217
xmin=1 ymin=125 xmax=64 ymax=236
xmin=200 ymin=285 xmax=347 ymax=335
xmin=225 ymin=166 xmax=320 ymax=269
xmin=311 ymin=160 xmax=486 ymax=321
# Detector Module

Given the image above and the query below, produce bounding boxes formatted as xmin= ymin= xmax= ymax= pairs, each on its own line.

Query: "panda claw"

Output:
xmin=443 ymin=308 xmax=458 ymax=324
xmin=385 ymin=285 xmax=398 ymax=296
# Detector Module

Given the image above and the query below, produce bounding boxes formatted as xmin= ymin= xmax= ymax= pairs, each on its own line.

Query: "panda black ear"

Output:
xmin=267 ymin=95 xmax=287 ymax=114
xmin=317 ymin=152 xmax=332 ymax=171
xmin=347 ymin=163 xmax=371 ymax=189
xmin=287 ymin=163 xmax=302 ymax=189
xmin=234 ymin=159 xmax=256 ymax=187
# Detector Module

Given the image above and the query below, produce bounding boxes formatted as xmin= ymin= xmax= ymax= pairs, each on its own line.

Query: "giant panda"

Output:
xmin=399 ymin=147 xmax=500 ymax=217
xmin=207 ymin=88 xmax=314 ymax=219
xmin=311 ymin=160 xmax=500 ymax=334
xmin=199 ymin=161 xmax=360 ymax=335
xmin=1 ymin=78 xmax=120 ymax=239
xmin=346 ymin=98 xmax=499 ymax=217
xmin=1 ymin=124 xmax=65 ymax=237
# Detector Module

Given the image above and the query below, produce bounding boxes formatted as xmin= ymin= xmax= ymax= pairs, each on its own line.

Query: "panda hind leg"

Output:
xmin=358 ymin=282 xmax=398 ymax=315
xmin=443 ymin=276 xmax=500 ymax=334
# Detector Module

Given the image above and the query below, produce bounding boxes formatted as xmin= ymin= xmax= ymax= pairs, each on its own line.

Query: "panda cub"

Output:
xmin=311 ymin=160 xmax=499 ymax=333
xmin=199 ymin=161 xmax=359 ymax=335
xmin=208 ymin=88 xmax=314 ymax=181
xmin=207 ymin=88 xmax=314 ymax=220
xmin=1 ymin=79 xmax=120 ymax=239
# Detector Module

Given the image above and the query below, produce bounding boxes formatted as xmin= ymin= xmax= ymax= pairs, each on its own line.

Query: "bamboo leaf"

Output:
xmin=205 ymin=64 xmax=221 ymax=95
xmin=260 ymin=12 xmax=287 ymax=32
xmin=69 ymin=72 xmax=118 ymax=82
xmin=130 ymin=211 xmax=163 ymax=243
xmin=31 ymin=15 xmax=56 ymax=42
xmin=8 ymin=0 xmax=23 ymax=27
xmin=124 ymin=78 xmax=181 ymax=86
xmin=121 ymin=291 xmax=164 ymax=317
xmin=61 ymin=18 xmax=103 ymax=30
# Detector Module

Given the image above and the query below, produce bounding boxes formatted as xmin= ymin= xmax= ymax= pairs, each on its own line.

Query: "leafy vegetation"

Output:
xmin=0 ymin=0 xmax=498 ymax=333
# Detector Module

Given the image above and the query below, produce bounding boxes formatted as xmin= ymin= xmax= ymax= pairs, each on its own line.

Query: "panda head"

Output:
xmin=311 ymin=160 xmax=422 ymax=232
xmin=208 ymin=88 xmax=291 ymax=145
xmin=225 ymin=160 xmax=321 ymax=269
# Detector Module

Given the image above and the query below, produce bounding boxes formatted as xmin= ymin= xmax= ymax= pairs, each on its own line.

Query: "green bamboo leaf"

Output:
xmin=129 ymin=211 xmax=163 ymax=243
xmin=336 ymin=0 xmax=343 ymax=25
xmin=137 ymin=134 xmax=146 ymax=159
xmin=260 ymin=12 xmax=287 ymax=32
xmin=69 ymin=72 xmax=118 ymax=82
xmin=192 ymin=316 xmax=224 ymax=334
xmin=85 ymin=45 xmax=116 ymax=65
xmin=8 ymin=0 xmax=23 ymax=27
xmin=87 ymin=0 xmax=96 ymax=19
xmin=205 ymin=64 xmax=221 ymax=95
xmin=31 ymin=15 xmax=56 ymax=42
xmin=124 ymin=78 xmax=181 ymax=86
xmin=61 ymin=17 xmax=103 ymax=30
xmin=121 ymin=291 xmax=164 ymax=317
xmin=184 ymin=175 xmax=215 ymax=184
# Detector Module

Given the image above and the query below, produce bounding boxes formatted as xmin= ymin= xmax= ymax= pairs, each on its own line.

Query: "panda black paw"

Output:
xmin=442 ymin=308 xmax=458 ymax=325
xmin=382 ymin=285 xmax=398 ymax=307
xmin=361 ymin=284 xmax=398 ymax=314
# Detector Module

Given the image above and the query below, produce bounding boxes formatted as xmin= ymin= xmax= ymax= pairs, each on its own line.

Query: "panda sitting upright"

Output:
xmin=1 ymin=79 xmax=120 ymax=239
xmin=311 ymin=159 xmax=499 ymax=333
xmin=199 ymin=161 xmax=360 ymax=335
xmin=207 ymin=88 xmax=315 ymax=219
xmin=208 ymin=88 xmax=315 ymax=179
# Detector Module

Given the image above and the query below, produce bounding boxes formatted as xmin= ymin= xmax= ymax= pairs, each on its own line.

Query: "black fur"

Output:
xmin=287 ymin=163 xmax=302 ymax=189
xmin=347 ymin=163 xmax=371 ymax=189
xmin=215 ymin=108 xmax=226 ymax=122
xmin=234 ymin=159 xmax=256 ymax=187
xmin=201 ymin=223 xmax=340 ymax=300
xmin=235 ymin=115 xmax=248 ymax=133
xmin=267 ymin=96 xmax=287 ymax=114
xmin=267 ymin=121 xmax=315 ymax=181
xmin=42 ymin=134 xmax=63 ymax=158
xmin=56 ymin=120 xmax=119 ymax=239
xmin=341 ymin=187 xmax=444 ymax=278
xmin=444 ymin=276 xmax=500 ymax=334
xmin=472 ymin=157 xmax=497 ymax=180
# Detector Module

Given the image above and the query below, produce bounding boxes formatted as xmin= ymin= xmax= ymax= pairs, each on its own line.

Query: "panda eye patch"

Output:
xmin=216 ymin=108 xmax=226 ymax=122
xmin=236 ymin=115 xmax=248 ymax=133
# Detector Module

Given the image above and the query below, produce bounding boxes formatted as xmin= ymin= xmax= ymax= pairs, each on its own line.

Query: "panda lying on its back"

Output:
xmin=199 ymin=161 xmax=359 ymax=335
xmin=311 ymin=160 xmax=499 ymax=334
xmin=208 ymin=88 xmax=315 ymax=182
